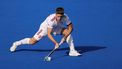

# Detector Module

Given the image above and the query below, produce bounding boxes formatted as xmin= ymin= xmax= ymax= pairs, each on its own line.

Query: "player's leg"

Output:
xmin=10 ymin=29 xmax=46 ymax=52
xmin=10 ymin=37 xmax=38 ymax=52
xmin=61 ymin=28 xmax=81 ymax=56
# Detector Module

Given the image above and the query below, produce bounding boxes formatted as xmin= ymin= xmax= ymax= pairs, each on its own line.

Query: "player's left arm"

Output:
xmin=64 ymin=23 xmax=73 ymax=38
xmin=59 ymin=23 xmax=73 ymax=44
xmin=59 ymin=14 xmax=73 ymax=44
xmin=65 ymin=14 xmax=73 ymax=37
xmin=67 ymin=23 xmax=73 ymax=34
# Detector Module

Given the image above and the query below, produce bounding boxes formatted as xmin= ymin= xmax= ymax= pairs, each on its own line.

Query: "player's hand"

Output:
xmin=54 ymin=43 xmax=59 ymax=49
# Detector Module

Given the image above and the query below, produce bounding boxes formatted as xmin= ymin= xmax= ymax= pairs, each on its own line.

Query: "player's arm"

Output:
xmin=67 ymin=23 xmax=73 ymax=35
xmin=59 ymin=23 xmax=73 ymax=44
xmin=63 ymin=14 xmax=73 ymax=39
xmin=47 ymin=28 xmax=57 ymax=44
xmin=64 ymin=23 xmax=73 ymax=39
xmin=47 ymin=28 xmax=59 ymax=49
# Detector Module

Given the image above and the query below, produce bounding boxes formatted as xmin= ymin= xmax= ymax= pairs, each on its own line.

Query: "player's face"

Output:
xmin=56 ymin=14 xmax=63 ymax=22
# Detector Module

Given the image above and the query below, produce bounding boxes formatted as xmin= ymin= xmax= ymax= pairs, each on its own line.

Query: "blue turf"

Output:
xmin=0 ymin=0 xmax=122 ymax=69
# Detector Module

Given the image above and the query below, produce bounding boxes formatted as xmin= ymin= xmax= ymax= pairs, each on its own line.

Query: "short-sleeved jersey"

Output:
xmin=34 ymin=13 xmax=72 ymax=40
xmin=40 ymin=13 xmax=71 ymax=29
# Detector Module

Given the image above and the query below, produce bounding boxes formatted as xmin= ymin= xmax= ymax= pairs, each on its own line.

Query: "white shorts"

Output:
xmin=33 ymin=26 xmax=63 ymax=41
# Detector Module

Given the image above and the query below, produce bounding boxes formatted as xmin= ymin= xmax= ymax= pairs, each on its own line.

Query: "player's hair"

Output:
xmin=56 ymin=7 xmax=64 ymax=15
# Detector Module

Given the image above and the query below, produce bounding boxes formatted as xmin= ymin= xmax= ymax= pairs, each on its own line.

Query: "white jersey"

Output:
xmin=40 ymin=13 xmax=71 ymax=29
xmin=34 ymin=13 xmax=71 ymax=41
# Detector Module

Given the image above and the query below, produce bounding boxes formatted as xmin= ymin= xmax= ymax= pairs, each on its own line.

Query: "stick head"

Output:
xmin=44 ymin=56 xmax=51 ymax=61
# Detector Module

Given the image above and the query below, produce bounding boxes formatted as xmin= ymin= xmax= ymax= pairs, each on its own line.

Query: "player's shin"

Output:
xmin=14 ymin=38 xmax=30 ymax=46
xmin=66 ymin=35 xmax=75 ymax=51
xmin=10 ymin=38 xmax=30 ymax=52
xmin=66 ymin=35 xmax=81 ymax=56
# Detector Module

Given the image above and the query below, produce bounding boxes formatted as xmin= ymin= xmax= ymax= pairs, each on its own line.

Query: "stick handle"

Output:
xmin=47 ymin=42 xmax=62 ymax=57
xmin=47 ymin=49 xmax=55 ymax=57
xmin=59 ymin=38 xmax=64 ymax=45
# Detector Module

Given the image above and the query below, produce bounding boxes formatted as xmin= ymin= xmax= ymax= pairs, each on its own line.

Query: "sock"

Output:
xmin=66 ymin=35 xmax=76 ymax=51
xmin=14 ymin=38 xmax=30 ymax=46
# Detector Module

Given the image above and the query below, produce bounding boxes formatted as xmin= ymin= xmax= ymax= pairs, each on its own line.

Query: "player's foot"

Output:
xmin=10 ymin=42 xmax=18 ymax=52
xmin=69 ymin=50 xmax=81 ymax=56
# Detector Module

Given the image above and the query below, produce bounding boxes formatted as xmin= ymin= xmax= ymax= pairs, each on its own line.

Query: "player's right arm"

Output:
xmin=47 ymin=28 xmax=59 ymax=49
xmin=47 ymin=28 xmax=57 ymax=44
xmin=46 ymin=14 xmax=60 ymax=49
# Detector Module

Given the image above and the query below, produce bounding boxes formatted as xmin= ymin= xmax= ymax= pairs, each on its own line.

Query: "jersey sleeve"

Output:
xmin=46 ymin=15 xmax=54 ymax=28
xmin=47 ymin=21 xmax=53 ymax=28
xmin=64 ymin=14 xmax=72 ymax=25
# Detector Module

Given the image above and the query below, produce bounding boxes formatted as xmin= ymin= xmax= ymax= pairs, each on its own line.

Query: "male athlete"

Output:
xmin=10 ymin=7 xmax=81 ymax=56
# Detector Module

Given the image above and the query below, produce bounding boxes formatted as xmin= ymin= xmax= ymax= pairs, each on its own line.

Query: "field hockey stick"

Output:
xmin=45 ymin=42 xmax=62 ymax=57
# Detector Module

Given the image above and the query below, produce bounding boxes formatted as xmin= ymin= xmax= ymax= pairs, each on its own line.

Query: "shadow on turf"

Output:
xmin=53 ymin=46 xmax=107 ymax=60
xmin=15 ymin=46 xmax=107 ymax=54
xmin=15 ymin=46 xmax=107 ymax=60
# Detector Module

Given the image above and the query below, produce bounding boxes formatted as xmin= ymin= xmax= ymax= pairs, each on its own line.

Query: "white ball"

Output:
xmin=47 ymin=57 xmax=51 ymax=61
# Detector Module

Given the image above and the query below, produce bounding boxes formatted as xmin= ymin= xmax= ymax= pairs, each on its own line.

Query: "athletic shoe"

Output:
xmin=69 ymin=50 xmax=81 ymax=56
xmin=10 ymin=42 xmax=18 ymax=52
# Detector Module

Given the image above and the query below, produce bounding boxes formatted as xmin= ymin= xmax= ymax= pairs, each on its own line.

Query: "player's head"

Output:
xmin=56 ymin=7 xmax=64 ymax=16
xmin=55 ymin=7 xmax=64 ymax=21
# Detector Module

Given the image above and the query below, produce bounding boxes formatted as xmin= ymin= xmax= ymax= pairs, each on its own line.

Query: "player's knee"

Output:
xmin=29 ymin=38 xmax=38 ymax=45
xmin=30 ymin=41 xmax=36 ymax=45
